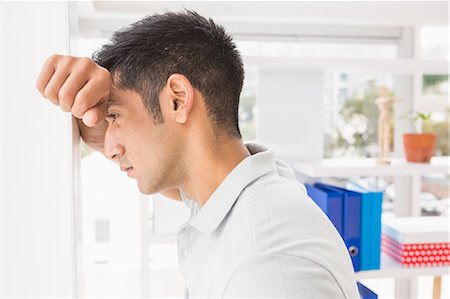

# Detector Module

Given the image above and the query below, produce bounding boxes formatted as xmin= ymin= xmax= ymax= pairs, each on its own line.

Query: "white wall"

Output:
xmin=1 ymin=2 xmax=77 ymax=297
xmin=258 ymin=70 xmax=324 ymax=160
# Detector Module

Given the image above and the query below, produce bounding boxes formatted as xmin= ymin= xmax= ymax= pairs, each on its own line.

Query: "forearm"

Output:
xmin=77 ymin=118 xmax=107 ymax=153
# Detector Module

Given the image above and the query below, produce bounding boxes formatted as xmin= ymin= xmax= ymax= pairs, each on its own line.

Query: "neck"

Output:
xmin=180 ymin=136 xmax=250 ymax=207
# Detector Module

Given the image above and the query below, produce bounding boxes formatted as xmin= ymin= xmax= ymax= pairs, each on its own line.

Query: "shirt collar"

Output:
xmin=188 ymin=143 xmax=276 ymax=236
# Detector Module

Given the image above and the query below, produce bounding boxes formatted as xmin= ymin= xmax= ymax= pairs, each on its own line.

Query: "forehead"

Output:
xmin=107 ymin=84 xmax=140 ymax=108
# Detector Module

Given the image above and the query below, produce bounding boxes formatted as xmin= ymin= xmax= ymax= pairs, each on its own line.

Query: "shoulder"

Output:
xmin=236 ymin=174 xmax=357 ymax=284
xmin=241 ymin=174 xmax=324 ymax=231
xmin=245 ymin=170 xmax=307 ymax=202
xmin=222 ymin=253 xmax=359 ymax=299
xmin=237 ymin=173 xmax=345 ymax=251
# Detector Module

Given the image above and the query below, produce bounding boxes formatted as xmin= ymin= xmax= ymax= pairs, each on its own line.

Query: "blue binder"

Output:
xmin=348 ymin=181 xmax=383 ymax=270
xmin=305 ymin=183 xmax=343 ymax=235
xmin=371 ymin=191 xmax=382 ymax=269
xmin=314 ymin=182 xmax=361 ymax=272
xmin=357 ymin=282 xmax=378 ymax=299
xmin=345 ymin=184 xmax=372 ymax=270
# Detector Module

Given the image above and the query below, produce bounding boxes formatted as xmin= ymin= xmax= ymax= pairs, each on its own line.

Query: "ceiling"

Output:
xmin=75 ymin=1 xmax=448 ymax=41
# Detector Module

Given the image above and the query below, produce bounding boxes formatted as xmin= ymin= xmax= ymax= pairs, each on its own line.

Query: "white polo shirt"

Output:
xmin=178 ymin=143 xmax=360 ymax=298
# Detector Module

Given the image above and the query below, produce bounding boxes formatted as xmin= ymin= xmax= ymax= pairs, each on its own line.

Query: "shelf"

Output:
xmin=356 ymin=254 xmax=449 ymax=279
xmin=294 ymin=157 xmax=449 ymax=178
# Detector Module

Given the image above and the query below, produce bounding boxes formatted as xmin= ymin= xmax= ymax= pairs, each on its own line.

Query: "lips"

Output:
xmin=120 ymin=166 xmax=132 ymax=172
xmin=120 ymin=166 xmax=134 ymax=177
xmin=127 ymin=168 xmax=133 ymax=177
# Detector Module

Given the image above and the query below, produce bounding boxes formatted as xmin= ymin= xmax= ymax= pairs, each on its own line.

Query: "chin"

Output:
xmin=137 ymin=182 xmax=158 ymax=195
xmin=137 ymin=185 xmax=153 ymax=195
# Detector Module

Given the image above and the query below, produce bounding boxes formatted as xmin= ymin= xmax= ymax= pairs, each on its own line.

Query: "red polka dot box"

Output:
xmin=381 ymin=217 xmax=449 ymax=268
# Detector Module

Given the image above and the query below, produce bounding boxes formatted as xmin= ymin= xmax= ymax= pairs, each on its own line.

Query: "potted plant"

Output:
xmin=402 ymin=112 xmax=437 ymax=163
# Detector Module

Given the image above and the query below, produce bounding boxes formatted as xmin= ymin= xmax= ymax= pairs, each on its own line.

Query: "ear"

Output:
xmin=165 ymin=74 xmax=194 ymax=124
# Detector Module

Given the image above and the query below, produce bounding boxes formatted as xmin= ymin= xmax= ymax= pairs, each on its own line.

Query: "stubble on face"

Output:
xmin=108 ymin=87 xmax=183 ymax=196
xmin=136 ymin=120 xmax=186 ymax=195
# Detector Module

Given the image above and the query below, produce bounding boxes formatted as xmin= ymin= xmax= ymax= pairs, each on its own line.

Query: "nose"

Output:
xmin=103 ymin=124 xmax=125 ymax=161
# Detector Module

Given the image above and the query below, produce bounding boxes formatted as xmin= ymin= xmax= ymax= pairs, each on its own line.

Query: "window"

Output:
xmin=94 ymin=219 xmax=111 ymax=243
xmin=324 ymin=72 xmax=394 ymax=158
xmin=428 ymin=110 xmax=450 ymax=157
xmin=236 ymin=40 xmax=397 ymax=59
xmin=420 ymin=26 xmax=449 ymax=61
xmin=417 ymin=74 xmax=449 ymax=156
xmin=239 ymin=67 xmax=258 ymax=141
xmin=422 ymin=74 xmax=449 ymax=97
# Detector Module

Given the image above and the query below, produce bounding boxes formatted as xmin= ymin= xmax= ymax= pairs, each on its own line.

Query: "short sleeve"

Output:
xmin=222 ymin=254 xmax=353 ymax=299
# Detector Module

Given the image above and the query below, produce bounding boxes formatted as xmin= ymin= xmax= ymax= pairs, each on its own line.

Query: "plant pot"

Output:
xmin=403 ymin=133 xmax=436 ymax=163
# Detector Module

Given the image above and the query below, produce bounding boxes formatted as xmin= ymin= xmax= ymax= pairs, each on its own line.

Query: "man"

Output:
xmin=36 ymin=10 xmax=359 ymax=298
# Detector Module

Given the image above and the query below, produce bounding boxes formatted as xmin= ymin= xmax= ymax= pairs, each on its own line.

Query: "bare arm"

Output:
xmin=77 ymin=118 xmax=107 ymax=152
xmin=36 ymin=54 xmax=181 ymax=201
xmin=36 ymin=54 xmax=110 ymax=152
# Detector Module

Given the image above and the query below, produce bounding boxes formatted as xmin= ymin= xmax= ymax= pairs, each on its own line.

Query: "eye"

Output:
xmin=105 ymin=112 xmax=119 ymax=123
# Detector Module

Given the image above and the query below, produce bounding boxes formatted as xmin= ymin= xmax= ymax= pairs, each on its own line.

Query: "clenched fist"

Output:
xmin=36 ymin=54 xmax=112 ymax=151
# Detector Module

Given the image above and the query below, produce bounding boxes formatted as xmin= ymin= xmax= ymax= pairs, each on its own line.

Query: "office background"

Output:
xmin=1 ymin=1 xmax=448 ymax=298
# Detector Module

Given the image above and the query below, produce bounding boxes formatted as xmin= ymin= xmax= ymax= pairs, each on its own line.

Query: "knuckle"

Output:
xmin=49 ymin=99 xmax=60 ymax=106
xmin=58 ymin=93 xmax=72 ymax=112
xmin=75 ymin=61 xmax=91 ymax=75
xmin=97 ymin=67 xmax=111 ymax=80
xmin=71 ymin=106 xmax=83 ymax=119
xmin=59 ymin=55 xmax=74 ymax=68
xmin=55 ymin=56 xmax=74 ymax=71
xmin=78 ymin=57 xmax=94 ymax=69
xmin=77 ymin=99 xmax=91 ymax=115
xmin=60 ymin=102 xmax=71 ymax=112
xmin=46 ymin=54 xmax=77 ymax=73
xmin=35 ymin=79 xmax=44 ymax=93
xmin=58 ymin=91 xmax=73 ymax=112
xmin=93 ymin=70 xmax=112 ymax=94
xmin=46 ymin=54 xmax=61 ymax=65
xmin=57 ymin=87 xmax=72 ymax=103
xmin=43 ymin=86 xmax=57 ymax=101
xmin=74 ymin=90 xmax=88 ymax=107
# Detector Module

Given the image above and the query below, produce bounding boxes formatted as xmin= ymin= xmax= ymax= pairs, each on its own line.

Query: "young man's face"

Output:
xmin=104 ymin=84 xmax=183 ymax=194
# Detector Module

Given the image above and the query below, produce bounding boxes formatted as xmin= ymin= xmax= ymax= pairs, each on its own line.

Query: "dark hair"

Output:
xmin=93 ymin=10 xmax=244 ymax=138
